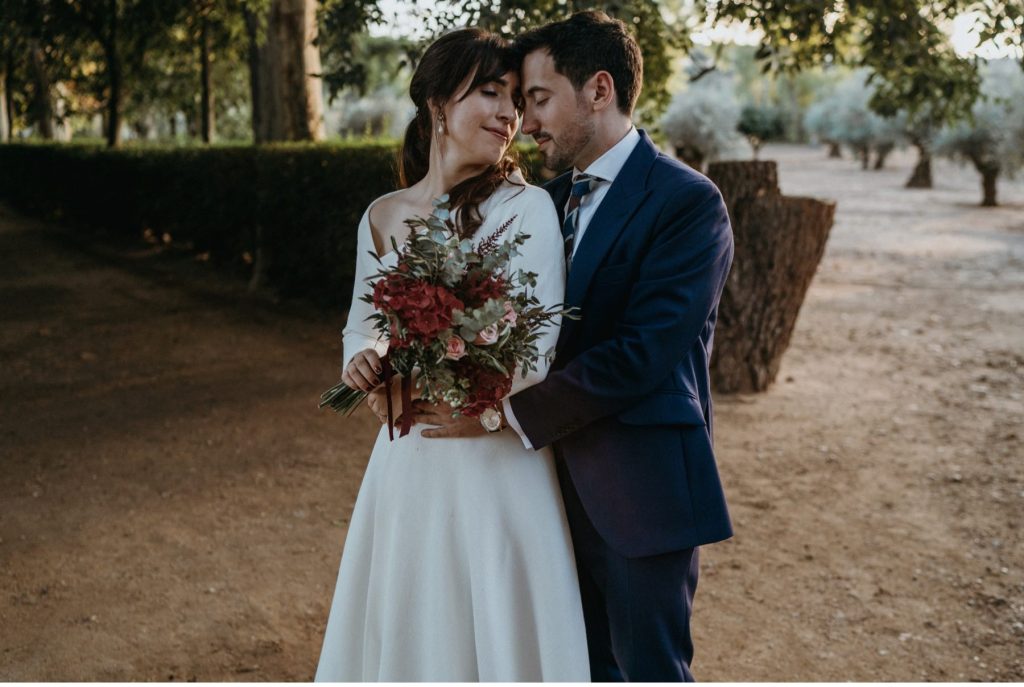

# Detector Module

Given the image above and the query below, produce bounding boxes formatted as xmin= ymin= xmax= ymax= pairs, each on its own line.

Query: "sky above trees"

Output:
xmin=367 ymin=0 xmax=1022 ymax=61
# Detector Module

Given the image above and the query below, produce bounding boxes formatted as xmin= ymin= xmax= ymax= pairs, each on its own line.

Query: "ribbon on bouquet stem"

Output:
xmin=381 ymin=354 xmax=395 ymax=442
xmin=400 ymin=375 xmax=413 ymax=438
xmin=380 ymin=354 xmax=414 ymax=441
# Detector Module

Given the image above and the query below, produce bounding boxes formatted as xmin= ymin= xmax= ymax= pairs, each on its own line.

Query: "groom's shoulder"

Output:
xmin=649 ymin=149 xmax=719 ymax=196
xmin=643 ymin=152 xmax=727 ymax=221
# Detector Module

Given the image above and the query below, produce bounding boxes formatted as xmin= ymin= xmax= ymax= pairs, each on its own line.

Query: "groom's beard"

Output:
xmin=539 ymin=106 xmax=594 ymax=172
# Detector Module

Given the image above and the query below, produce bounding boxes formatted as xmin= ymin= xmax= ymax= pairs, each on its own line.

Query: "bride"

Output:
xmin=314 ymin=28 xmax=590 ymax=682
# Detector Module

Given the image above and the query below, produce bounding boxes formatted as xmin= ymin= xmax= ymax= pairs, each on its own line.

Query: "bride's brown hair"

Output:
xmin=399 ymin=28 xmax=522 ymax=239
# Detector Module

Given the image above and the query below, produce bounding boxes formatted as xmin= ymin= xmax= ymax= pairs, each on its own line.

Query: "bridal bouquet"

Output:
xmin=319 ymin=194 xmax=569 ymax=438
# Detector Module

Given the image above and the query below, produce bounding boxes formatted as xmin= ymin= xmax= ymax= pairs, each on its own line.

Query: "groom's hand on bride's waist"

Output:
xmin=412 ymin=400 xmax=491 ymax=438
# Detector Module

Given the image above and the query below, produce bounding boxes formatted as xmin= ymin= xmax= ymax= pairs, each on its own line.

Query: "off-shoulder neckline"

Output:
xmin=365 ymin=188 xmax=406 ymax=260
xmin=364 ymin=180 xmax=535 ymax=260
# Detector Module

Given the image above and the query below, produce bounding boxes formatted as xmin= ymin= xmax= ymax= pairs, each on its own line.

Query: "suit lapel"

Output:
xmin=563 ymin=132 xmax=658 ymax=311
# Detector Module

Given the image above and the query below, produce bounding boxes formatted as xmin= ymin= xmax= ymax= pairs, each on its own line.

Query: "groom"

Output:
xmin=415 ymin=10 xmax=734 ymax=681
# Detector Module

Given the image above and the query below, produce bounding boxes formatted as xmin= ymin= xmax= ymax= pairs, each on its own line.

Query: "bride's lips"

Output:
xmin=484 ymin=127 xmax=510 ymax=143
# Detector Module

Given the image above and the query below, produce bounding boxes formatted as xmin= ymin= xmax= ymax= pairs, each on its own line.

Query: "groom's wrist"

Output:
xmin=479 ymin=406 xmax=505 ymax=432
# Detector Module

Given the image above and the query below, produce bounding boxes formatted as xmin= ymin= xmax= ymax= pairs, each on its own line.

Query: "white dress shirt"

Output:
xmin=503 ymin=126 xmax=642 ymax=449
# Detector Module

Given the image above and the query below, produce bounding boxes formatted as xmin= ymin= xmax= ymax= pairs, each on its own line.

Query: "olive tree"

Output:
xmin=935 ymin=59 xmax=1024 ymax=207
xmin=804 ymin=72 xmax=906 ymax=169
xmin=660 ymin=70 xmax=745 ymax=171
xmin=804 ymin=87 xmax=845 ymax=157
xmin=738 ymin=103 xmax=785 ymax=159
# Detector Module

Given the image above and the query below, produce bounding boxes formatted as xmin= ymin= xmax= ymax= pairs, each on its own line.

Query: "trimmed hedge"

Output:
xmin=0 ymin=143 xmax=545 ymax=311
xmin=0 ymin=141 xmax=406 ymax=309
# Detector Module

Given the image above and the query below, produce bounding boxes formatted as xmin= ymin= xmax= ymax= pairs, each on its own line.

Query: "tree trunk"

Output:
xmin=674 ymin=145 xmax=705 ymax=172
xmin=200 ymin=15 xmax=215 ymax=143
xmin=27 ymin=40 xmax=55 ymax=139
xmin=105 ymin=46 xmax=123 ymax=147
xmin=102 ymin=4 xmax=123 ymax=149
xmin=905 ymin=144 xmax=932 ymax=188
xmin=827 ymin=141 xmax=842 ymax=158
xmin=243 ymin=6 xmax=263 ymax=141
xmin=857 ymin=144 xmax=870 ymax=170
xmin=967 ymin=153 xmax=1000 ymax=206
xmin=981 ymin=170 xmax=998 ymax=207
xmin=706 ymin=161 xmax=836 ymax=393
xmin=980 ymin=166 xmax=999 ymax=207
xmin=2 ymin=51 xmax=14 ymax=140
xmin=0 ymin=62 xmax=8 ymax=142
xmin=253 ymin=0 xmax=325 ymax=142
xmin=873 ymin=142 xmax=894 ymax=170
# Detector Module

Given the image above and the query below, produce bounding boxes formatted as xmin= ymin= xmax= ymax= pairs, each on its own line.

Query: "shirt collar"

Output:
xmin=573 ymin=126 xmax=641 ymax=184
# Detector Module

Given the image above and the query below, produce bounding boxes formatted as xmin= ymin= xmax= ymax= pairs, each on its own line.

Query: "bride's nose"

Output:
xmin=497 ymin=98 xmax=516 ymax=124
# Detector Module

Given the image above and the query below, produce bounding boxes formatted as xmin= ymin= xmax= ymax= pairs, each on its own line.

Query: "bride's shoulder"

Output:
xmin=490 ymin=179 xmax=554 ymax=213
xmin=364 ymin=188 xmax=409 ymax=230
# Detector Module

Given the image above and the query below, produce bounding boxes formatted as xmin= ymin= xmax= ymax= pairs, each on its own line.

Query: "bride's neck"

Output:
xmin=414 ymin=146 xmax=489 ymax=202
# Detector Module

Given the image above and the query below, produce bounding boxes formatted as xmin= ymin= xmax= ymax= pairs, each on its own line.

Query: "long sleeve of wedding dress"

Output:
xmin=340 ymin=208 xmax=390 ymax=373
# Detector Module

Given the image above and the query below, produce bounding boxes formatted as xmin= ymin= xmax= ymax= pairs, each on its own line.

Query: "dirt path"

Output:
xmin=1 ymin=145 xmax=1022 ymax=681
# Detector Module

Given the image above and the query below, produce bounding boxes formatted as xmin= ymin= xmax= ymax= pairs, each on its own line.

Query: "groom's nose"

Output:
xmin=521 ymin=106 xmax=539 ymax=136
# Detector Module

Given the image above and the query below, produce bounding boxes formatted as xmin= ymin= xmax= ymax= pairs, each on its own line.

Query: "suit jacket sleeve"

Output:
xmin=508 ymin=180 xmax=734 ymax=449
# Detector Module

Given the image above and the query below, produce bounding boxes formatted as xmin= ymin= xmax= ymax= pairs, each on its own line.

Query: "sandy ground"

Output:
xmin=1 ymin=145 xmax=1022 ymax=681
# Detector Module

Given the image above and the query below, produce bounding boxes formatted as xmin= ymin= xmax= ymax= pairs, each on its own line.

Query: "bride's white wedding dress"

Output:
xmin=314 ymin=180 xmax=590 ymax=682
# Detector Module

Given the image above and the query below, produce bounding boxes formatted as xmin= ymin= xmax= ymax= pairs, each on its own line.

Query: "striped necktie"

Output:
xmin=562 ymin=173 xmax=601 ymax=270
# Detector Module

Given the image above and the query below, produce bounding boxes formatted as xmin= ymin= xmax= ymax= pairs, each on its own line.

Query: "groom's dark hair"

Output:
xmin=514 ymin=10 xmax=643 ymax=116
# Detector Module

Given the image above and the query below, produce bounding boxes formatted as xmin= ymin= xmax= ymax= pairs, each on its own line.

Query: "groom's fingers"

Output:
xmin=409 ymin=401 xmax=449 ymax=423
xmin=410 ymin=410 xmax=445 ymax=426
xmin=420 ymin=426 xmax=451 ymax=438
xmin=420 ymin=415 xmax=485 ymax=438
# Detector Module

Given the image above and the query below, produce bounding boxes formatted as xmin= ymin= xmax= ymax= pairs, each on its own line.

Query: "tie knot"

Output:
xmin=570 ymin=173 xmax=601 ymax=199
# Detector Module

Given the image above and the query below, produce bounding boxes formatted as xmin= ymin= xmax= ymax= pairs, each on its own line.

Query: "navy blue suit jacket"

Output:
xmin=509 ymin=130 xmax=734 ymax=558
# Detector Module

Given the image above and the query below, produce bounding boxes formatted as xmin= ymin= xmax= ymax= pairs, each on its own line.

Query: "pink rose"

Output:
xmin=501 ymin=301 xmax=517 ymax=326
xmin=474 ymin=323 xmax=500 ymax=346
xmin=445 ymin=334 xmax=467 ymax=360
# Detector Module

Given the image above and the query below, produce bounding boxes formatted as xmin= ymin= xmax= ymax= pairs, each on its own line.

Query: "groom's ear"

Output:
xmin=587 ymin=70 xmax=617 ymax=112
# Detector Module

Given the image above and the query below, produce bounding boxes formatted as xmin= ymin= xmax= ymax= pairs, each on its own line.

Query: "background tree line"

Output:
xmin=0 ymin=0 xmax=1021 ymax=203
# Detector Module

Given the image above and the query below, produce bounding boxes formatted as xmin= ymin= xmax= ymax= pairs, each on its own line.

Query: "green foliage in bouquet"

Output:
xmin=320 ymin=194 xmax=573 ymax=420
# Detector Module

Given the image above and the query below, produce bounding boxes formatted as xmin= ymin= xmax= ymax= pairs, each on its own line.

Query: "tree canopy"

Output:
xmin=2 ymin=0 xmax=1020 ymax=146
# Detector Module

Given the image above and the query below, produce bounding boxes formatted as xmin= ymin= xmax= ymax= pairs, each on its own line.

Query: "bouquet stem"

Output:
xmin=318 ymin=381 xmax=367 ymax=416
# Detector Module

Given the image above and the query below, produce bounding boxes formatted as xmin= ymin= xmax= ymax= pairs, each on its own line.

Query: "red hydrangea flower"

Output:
xmin=460 ymin=272 xmax=507 ymax=308
xmin=372 ymin=274 xmax=464 ymax=348
xmin=454 ymin=360 xmax=513 ymax=417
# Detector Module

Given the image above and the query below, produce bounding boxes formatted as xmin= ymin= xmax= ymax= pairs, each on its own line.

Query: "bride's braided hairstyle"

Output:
xmin=399 ymin=28 xmax=523 ymax=240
